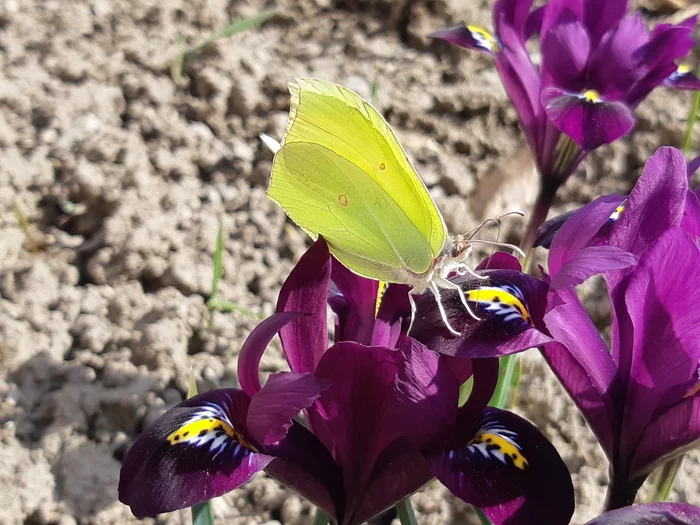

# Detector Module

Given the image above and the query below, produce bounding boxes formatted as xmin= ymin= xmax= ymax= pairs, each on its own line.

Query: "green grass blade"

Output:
xmin=396 ymin=499 xmax=418 ymax=525
xmin=186 ymin=371 xmax=215 ymax=525
xmin=196 ymin=11 xmax=276 ymax=51
xmin=191 ymin=501 xmax=215 ymax=525
xmin=209 ymin=222 xmax=224 ymax=303
xmin=475 ymin=508 xmax=493 ymax=525
xmin=173 ymin=12 xmax=275 ymax=80
xmin=489 ymin=355 xmax=522 ymax=409
xmin=207 ymin=298 xmax=264 ymax=320
xmin=682 ymin=64 xmax=700 ymax=154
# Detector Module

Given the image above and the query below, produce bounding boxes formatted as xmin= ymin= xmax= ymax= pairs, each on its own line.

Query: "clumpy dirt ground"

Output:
xmin=1 ymin=0 xmax=699 ymax=524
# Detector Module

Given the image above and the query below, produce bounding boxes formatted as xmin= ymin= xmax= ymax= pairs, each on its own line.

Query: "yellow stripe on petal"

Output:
xmin=375 ymin=281 xmax=388 ymax=316
xmin=470 ymin=432 xmax=529 ymax=470
xmin=466 ymin=286 xmax=531 ymax=324
xmin=466 ymin=24 xmax=500 ymax=54
xmin=167 ymin=405 xmax=256 ymax=452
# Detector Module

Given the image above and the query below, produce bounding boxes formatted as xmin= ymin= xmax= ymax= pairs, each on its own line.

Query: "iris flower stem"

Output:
xmin=521 ymin=182 xmax=558 ymax=274
xmin=649 ymin=456 xmax=684 ymax=503
xmin=475 ymin=508 xmax=494 ymax=525
xmin=312 ymin=508 xmax=329 ymax=525
xmin=603 ymin=471 xmax=645 ymax=512
xmin=682 ymin=64 xmax=700 ymax=154
xmin=396 ymin=499 xmax=418 ymax=525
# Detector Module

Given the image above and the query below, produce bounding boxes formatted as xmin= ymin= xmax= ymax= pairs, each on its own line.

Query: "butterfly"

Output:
xmin=267 ymin=78 xmax=522 ymax=335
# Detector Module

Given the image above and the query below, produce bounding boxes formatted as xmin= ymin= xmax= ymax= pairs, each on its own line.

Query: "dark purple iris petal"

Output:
xmin=247 ymin=372 xmax=328 ymax=446
xmin=541 ymin=87 xmax=635 ymax=150
xmin=666 ymin=65 xmax=700 ymax=90
xmin=277 ymin=238 xmax=332 ymax=374
xmin=582 ymin=0 xmax=629 ymax=45
xmin=330 ymin=257 xmax=378 ymax=345
xmin=118 ymin=390 xmax=270 ymax=517
xmin=238 ymin=312 xmax=305 ymax=396
xmin=583 ymin=502 xmax=700 ymax=525
xmin=410 ymin=270 xmax=552 ymax=359
xmin=427 ymin=408 xmax=574 ymax=525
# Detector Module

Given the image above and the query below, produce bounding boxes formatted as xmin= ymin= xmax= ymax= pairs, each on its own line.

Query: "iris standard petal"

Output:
xmin=582 ymin=0 xmax=629 ymax=45
xmin=410 ymin=270 xmax=552 ymax=358
xmin=606 ymin=147 xmax=688 ymax=267
xmin=548 ymin=194 xmax=625 ymax=275
xmin=681 ymin=189 xmax=700 ymax=238
xmin=620 ymin=228 xmax=700 ymax=464
xmin=630 ymin=393 xmax=700 ymax=478
xmin=587 ymin=14 xmax=649 ymax=100
xmin=428 ymin=408 xmax=574 ymax=525
xmin=238 ymin=312 xmax=305 ymax=396
xmin=312 ymin=342 xmax=404 ymax=520
xmin=329 ymin=257 xmax=379 ymax=345
xmin=540 ymin=20 xmax=590 ymax=91
xmin=277 ymin=238 xmax=332 ymax=374
xmin=118 ymin=389 xmax=271 ymax=517
xmin=541 ymin=87 xmax=635 ymax=150
xmin=583 ymin=502 xmax=700 ymax=525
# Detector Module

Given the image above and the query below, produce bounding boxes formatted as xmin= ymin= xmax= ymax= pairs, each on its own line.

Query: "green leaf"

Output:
xmin=209 ymin=222 xmax=224 ymax=303
xmin=312 ymin=508 xmax=329 ymax=525
xmin=475 ymin=508 xmax=494 ymax=525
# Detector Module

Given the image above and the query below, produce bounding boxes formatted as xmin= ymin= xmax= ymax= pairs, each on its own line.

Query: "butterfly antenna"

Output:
xmin=465 ymin=210 xmax=526 ymax=240
xmin=469 ymin=238 xmax=526 ymax=259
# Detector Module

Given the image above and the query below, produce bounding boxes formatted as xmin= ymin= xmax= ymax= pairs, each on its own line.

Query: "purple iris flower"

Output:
xmin=431 ymin=0 xmax=700 ymax=249
xmin=119 ymin=240 xmax=575 ymax=524
xmin=584 ymin=502 xmax=700 ymax=525
xmin=538 ymin=147 xmax=700 ymax=509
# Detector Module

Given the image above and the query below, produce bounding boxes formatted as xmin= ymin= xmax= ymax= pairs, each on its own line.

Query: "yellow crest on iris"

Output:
xmin=267 ymin=78 xmax=522 ymax=334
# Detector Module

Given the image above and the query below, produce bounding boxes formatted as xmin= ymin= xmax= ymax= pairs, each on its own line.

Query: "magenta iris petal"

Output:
xmin=584 ymin=502 xmax=700 ymax=525
xmin=247 ymin=372 xmax=329 ymax=446
xmin=277 ymin=238 xmax=332 ymax=374
xmin=238 ymin=312 xmax=305 ymax=396
xmin=427 ymin=408 xmax=574 ymax=525
xmin=587 ymin=14 xmax=649 ymax=100
xmin=543 ymin=290 xmax=621 ymax=456
xmin=541 ymin=87 xmax=635 ymax=150
xmin=428 ymin=26 xmax=497 ymax=56
xmin=548 ymin=194 xmax=624 ymax=275
xmin=631 ymin=393 xmax=700 ymax=478
xmin=118 ymin=389 xmax=272 ymax=517
xmin=372 ymin=282 xmax=410 ymax=347
xmin=549 ymin=245 xmax=636 ymax=289
xmin=620 ymin=228 xmax=700 ymax=467
xmin=681 ymin=190 xmax=700 ymax=238
xmin=582 ymin=0 xmax=629 ymax=45
xmin=540 ymin=20 xmax=590 ymax=91
xmin=607 ymin=147 xmax=688 ymax=257
xmin=410 ymin=270 xmax=552 ymax=358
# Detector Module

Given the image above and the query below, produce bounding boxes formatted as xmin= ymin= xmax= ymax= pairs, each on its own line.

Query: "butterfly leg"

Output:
xmin=407 ymin=291 xmax=418 ymax=335
xmin=428 ymin=280 xmax=461 ymax=336
xmin=434 ymin=275 xmax=481 ymax=322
